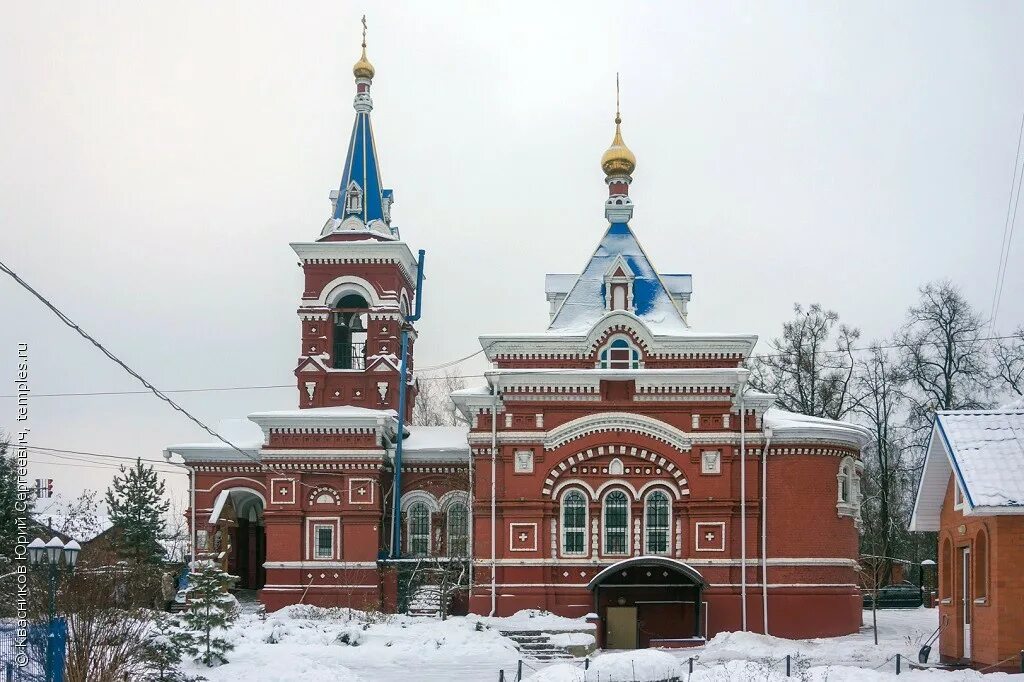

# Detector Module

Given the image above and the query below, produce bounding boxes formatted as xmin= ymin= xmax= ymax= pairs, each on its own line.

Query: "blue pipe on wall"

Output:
xmin=389 ymin=249 xmax=425 ymax=558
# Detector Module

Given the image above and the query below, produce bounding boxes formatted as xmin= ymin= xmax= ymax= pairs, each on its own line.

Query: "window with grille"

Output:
xmin=562 ymin=490 xmax=587 ymax=555
xmin=447 ymin=503 xmax=468 ymax=556
xmin=600 ymin=338 xmax=640 ymax=369
xmin=408 ymin=502 xmax=431 ymax=557
xmin=645 ymin=491 xmax=670 ymax=554
xmin=603 ymin=491 xmax=629 ymax=555
xmin=314 ymin=525 xmax=334 ymax=559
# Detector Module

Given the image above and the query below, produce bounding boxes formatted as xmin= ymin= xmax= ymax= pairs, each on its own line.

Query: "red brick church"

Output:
xmin=167 ymin=28 xmax=871 ymax=647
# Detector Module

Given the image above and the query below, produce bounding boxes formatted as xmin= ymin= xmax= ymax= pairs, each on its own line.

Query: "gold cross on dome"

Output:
xmin=361 ymin=14 xmax=368 ymax=48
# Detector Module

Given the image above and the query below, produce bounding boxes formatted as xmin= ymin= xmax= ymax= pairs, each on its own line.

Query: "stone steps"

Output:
xmin=499 ymin=630 xmax=579 ymax=661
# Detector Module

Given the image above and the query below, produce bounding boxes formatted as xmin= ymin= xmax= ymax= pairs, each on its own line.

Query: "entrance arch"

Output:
xmin=210 ymin=487 xmax=266 ymax=590
xmin=587 ymin=556 xmax=706 ymax=649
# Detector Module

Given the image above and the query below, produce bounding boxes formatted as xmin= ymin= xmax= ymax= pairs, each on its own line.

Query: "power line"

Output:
xmin=991 ymin=111 xmax=1024 ymax=332
xmin=4 ymin=333 xmax=1018 ymax=400
xmin=0 ymin=257 xmax=318 ymax=491
xmin=29 ymin=445 xmax=178 ymax=466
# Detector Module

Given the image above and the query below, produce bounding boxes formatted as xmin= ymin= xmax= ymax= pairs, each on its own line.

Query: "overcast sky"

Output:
xmin=2 ymin=1 xmax=1023 ymax=508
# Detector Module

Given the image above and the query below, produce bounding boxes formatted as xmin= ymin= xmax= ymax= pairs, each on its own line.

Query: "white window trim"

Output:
xmin=446 ymin=502 xmax=469 ymax=557
xmin=597 ymin=334 xmax=643 ymax=370
xmin=601 ymin=488 xmax=632 ymax=557
xmin=312 ymin=523 xmax=335 ymax=560
xmin=643 ymin=488 xmax=673 ymax=556
xmin=953 ymin=479 xmax=965 ymax=511
xmin=407 ymin=501 xmax=432 ymax=556
xmin=560 ymin=488 xmax=589 ymax=558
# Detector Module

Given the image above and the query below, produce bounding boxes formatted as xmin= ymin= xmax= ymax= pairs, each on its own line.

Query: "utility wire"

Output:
xmin=3 ymin=334 xmax=1019 ymax=400
xmin=991 ymin=111 xmax=1024 ymax=332
xmin=0 ymin=258 xmax=319 ymax=490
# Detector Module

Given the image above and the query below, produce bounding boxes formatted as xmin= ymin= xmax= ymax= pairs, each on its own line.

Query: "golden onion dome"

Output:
xmin=601 ymin=115 xmax=636 ymax=177
xmin=353 ymin=45 xmax=375 ymax=80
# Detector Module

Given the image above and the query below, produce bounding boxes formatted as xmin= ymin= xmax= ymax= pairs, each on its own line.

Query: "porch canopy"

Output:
xmin=586 ymin=556 xmax=707 ymax=590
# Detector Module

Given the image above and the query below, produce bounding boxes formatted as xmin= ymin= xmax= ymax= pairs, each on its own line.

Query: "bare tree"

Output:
xmin=992 ymin=326 xmax=1024 ymax=397
xmin=854 ymin=344 xmax=909 ymax=587
xmin=413 ymin=369 xmax=469 ymax=427
xmin=897 ymin=281 xmax=991 ymax=442
xmin=749 ymin=303 xmax=861 ymax=420
xmin=45 ymin=489 xmax=105 ymax=542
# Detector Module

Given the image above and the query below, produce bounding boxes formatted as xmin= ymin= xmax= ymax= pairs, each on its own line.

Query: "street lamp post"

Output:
xmin=27 ymin=537 xmax=80 ymax=682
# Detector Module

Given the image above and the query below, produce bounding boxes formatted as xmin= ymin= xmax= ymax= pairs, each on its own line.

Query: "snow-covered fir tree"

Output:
xmin=105 ymin=457 xmax=170 ymax=563
xmin=177 ymin=560 xmax=237 ymax=667
xmin=144 ymin=612 xmax=196 ymax=681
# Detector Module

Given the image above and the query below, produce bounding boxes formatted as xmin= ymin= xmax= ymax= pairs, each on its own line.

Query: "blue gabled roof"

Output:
xmin=334 ymin=111 xmax=388 ymax=224
xmin=547 ymin=222 xmax=689 ymax=335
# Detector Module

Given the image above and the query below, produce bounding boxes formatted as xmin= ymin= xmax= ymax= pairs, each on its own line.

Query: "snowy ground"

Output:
xmin=180 ymin=607 xmax=1023 ymax=682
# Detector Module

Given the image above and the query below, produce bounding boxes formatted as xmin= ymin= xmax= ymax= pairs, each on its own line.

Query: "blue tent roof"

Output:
xmin=334 ymin=110 xmax=390 ymax=225
xmin=547 ymin=222 xmax=689 ymax=335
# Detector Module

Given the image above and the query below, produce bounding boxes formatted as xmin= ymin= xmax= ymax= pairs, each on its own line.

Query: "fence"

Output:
xmin=494 ymin=648 xmax=1024 ymax=681
xmin=0 ymin=620 xmax=66 ymax=682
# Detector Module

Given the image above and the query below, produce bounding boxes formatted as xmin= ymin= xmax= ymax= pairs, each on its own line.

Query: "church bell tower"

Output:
xmin=290 ymin=18 xmax=419 ymax=418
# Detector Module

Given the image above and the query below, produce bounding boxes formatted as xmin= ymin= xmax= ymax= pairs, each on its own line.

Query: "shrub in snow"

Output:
xmin=333 ymin=626 xmax=364 ymax=646
xmin=177 ymin=561 xmax=237 ymax=666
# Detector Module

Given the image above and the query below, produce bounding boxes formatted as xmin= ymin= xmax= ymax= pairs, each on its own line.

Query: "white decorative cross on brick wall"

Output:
xmin=518 ymin=532 xmax=529 ymax=542
xmin=704 ymin=531 xmax=716 ymax=542
xmin=357 ymin=487 xmax=367 ymax=496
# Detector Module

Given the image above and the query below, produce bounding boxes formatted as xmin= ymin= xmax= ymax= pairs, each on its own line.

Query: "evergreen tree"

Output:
xmin=144 ymin=612 xmax=196 ymax=681
xmin=177 ymin=561 xmax=237 ymax=667
xmin=105 ymin=458 xmax=170 ymax=563
xmin=0 ymin=431 xmax=31 ymax=559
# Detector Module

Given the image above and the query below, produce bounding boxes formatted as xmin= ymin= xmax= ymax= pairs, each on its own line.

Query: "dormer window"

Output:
xmin=604 ymin=256 xmax=635 ymax=312
xmin=599 ymin=337 xmax=641 ymax=369
xmin=345 ymin=181 xmax=363 ymax=215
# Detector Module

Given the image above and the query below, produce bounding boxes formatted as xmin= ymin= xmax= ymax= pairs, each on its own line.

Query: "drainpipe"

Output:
xmin=389 ymin=250 xmax=426 ymax=558
xmin=489 ymin=379 xmax=498 ymax=616
xmin=761 ymin=426 xmax=773 ymax=635
xmin=739 ymin=382 xmax=747 ymax=631
xmin=467 ymin=407 xmax=474 ymax=597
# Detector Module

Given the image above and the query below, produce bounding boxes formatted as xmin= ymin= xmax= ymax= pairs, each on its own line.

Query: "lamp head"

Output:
xmin=63 ymin=540 xmax=81 ymax=568
xmin=27 ymin=538 xmax=45 ymax=565
xmin=44 ymin=537 xmax=65 ymax=564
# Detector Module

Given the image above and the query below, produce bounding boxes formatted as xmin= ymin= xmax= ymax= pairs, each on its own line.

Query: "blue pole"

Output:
xmin=389 ymin=250 xmax=425 ymax=558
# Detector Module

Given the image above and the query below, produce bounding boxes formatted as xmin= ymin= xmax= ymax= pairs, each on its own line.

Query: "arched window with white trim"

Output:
xmin=837 ymin=456 xmax=862 ymax=525
xmin=599 ymin=337 xmax=641 ymax=369
xmin=333 ymin=293 xmax=369 ymax=370
xmin=603 ymin=490 xmax=629 ymax=555
xmin=561 ymin=489 xmax=588 ymax=556
xmin=446 ymin=503 xmax=468 ymax=557
xmin=408 ymin=502 xmax=431 ymax=557
xmin=644 ymin=490 xmax=671 ymax=555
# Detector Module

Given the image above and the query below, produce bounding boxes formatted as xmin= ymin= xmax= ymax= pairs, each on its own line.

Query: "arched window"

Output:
xmin=408 ymin=502 xmax=431 ymax=557
xmin=561 ymin=490 xmax=587 ymax=556
xmin=612 ymin=285 xmax=627 ymax=310
xmin=940 ymin=537 xmax=952 ymax=599
xmin=446 ymin=503 xmax=468 ymax=557
xmin=974 ymin=529 xmax=988 ymax=600
xmin=600 ymin=338 xmax=640 ymax=369
xmin=838 ymin=463 xmax=851 ymax=503
xmin=333 ymin=293 xmax=369 ymax=370
xmin=603 ymin=490 xmax=629 ymax=555
xmin=345 ymin=180 xmax=363 ymax=214
xmin=645 ymin=490 xmax=671 ymax=554
xmin=608 ymin=458 xmax=624 ymax=476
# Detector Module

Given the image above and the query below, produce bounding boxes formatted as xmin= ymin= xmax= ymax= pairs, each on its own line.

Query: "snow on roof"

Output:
xmin=401 ymin=425 xmax=469 ymax=453
xmin=937 ymin=410 xmax=1024 ymax=508
xmin=547 ymin=222 xmax=689 ymax=335
xmin=763 ymin=408 xmax=872 ymax=448
xmin=911 ymin=409 xmax=1024 ymax=531
xmin=248 ymin=406 xmax=396 ymax=421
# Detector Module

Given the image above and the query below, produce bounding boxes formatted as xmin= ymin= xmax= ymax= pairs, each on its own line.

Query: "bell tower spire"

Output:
xmin=601 ymin=74 xmax=636 ymax=223
xmin=323 ymin=15 xmax=397 ymax=240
